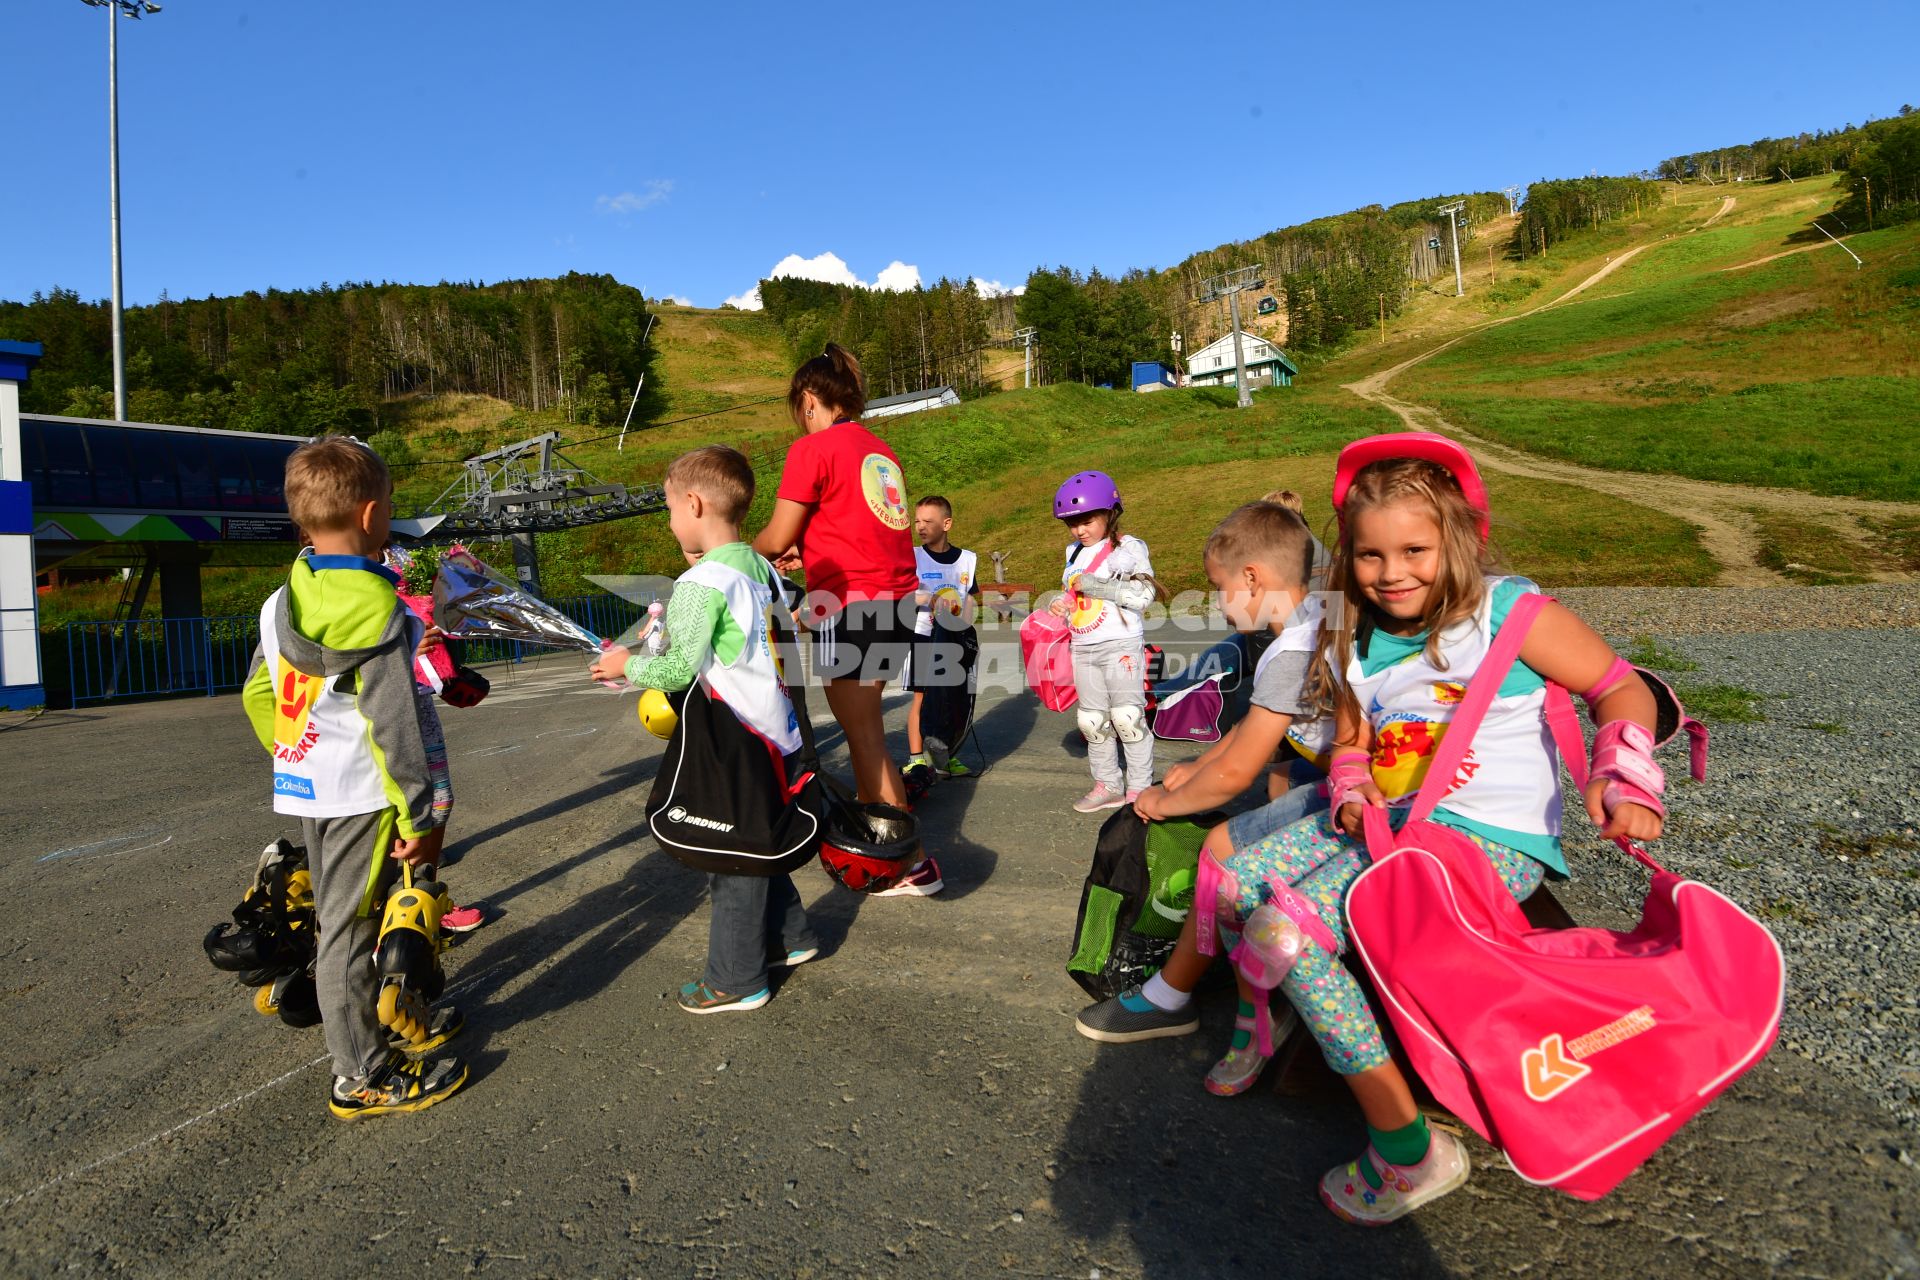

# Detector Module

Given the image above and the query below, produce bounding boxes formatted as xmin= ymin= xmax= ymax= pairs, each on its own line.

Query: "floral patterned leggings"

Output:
xmin=1215 ymin=809 xmax=1546 ymax=1075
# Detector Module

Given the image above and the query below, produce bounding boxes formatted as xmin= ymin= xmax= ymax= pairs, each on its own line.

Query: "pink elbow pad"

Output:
xmin=1581 ymin=656 xmax=1636 ymax=711
xmin=1591 ymin=720 xmax=1666 ymax=819
xmin=1327 ymin=751 xmax=1372 ymax=810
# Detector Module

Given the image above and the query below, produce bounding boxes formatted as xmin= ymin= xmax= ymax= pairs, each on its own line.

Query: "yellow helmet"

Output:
xmin=638 ymin=687 xmax=679 ymax=740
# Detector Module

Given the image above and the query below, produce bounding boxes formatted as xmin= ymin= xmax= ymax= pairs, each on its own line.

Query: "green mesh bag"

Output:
xmin=1067 ymin=808 xmax=1222 ymax=999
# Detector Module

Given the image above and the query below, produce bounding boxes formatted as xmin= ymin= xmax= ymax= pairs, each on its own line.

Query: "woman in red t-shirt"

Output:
xmin=756 ymin=344 xmax=942 ymax=897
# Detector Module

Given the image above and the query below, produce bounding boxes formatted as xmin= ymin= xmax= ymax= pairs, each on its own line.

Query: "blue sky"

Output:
xmin=5 ymin=1 xmax=1915 ymax=310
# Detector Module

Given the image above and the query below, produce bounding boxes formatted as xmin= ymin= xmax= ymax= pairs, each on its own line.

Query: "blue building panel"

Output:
xmin=0 ymin=340 xmax=43 ymax=383
xmin=0 ymin=481 xmax=31 ymax=535
xmin=1130 ymin=361 xmax=1175 ymax=390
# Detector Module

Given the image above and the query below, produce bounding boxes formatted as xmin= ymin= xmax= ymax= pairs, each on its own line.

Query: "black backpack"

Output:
xmin=645 ymin=602 xmax=829 ymax=876
xmin=1067 ymin=808 xmax=1223 ymax=1000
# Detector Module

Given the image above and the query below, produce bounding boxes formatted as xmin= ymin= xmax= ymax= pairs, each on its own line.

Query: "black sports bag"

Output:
xmin=644 ymin=589 xmax=830 ymax=875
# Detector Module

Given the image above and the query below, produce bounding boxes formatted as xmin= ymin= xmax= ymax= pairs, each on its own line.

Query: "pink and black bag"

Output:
xmin=1344 ymin=593 xmax=1784 ymax=1200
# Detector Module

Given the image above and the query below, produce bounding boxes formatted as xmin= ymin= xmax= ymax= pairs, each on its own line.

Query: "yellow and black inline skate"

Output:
xmin=373 ymin=866 xmax=450 ymax=1048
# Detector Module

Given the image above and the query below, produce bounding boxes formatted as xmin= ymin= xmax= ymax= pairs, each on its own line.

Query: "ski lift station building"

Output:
xmin=864 ymin=385 xmax=961 ymax=420
xmin=1184 ymin=333 xmax=1298 ymax=390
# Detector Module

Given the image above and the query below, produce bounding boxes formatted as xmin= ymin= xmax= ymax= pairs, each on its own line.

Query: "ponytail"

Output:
xmin=788 ymin=342 xmax=867 ymax=428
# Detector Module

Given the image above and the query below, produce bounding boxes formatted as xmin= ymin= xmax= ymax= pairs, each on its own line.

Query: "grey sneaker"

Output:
xmin=1074 ymin=985 xmax=1200 ymax=1043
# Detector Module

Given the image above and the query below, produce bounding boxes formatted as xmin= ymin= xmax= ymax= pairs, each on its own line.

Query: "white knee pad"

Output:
xmin=1110 ymin=703 xmax=1147 ymax=744
xmin=1077 ymin=707 xmax=1113 ymax=745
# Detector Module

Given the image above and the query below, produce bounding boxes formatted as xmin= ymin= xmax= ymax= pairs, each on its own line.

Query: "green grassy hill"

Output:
xmin=1395 ymin=178 xmax=1919 ymax=502
xmin=39 ymin=173 xmax=1919 ymax=626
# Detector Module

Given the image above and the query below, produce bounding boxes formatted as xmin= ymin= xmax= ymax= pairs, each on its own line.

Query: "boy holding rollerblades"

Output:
xmin=242 ymin=436 xmax=469 ymax=1119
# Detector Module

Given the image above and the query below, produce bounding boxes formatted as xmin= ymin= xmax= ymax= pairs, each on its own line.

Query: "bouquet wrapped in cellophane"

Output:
xmin=433 ymin=546 xmax=604 ymax=653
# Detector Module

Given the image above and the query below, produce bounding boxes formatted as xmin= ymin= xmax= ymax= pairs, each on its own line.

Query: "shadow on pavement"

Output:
xmin=806 ymin=692 xmax=1031 ymax=952
xmin=1050 ymin=996 xmax=1445 ymax=1278
xmin=449 ymin=844 xmax=705 ymax=1082
xmin=440 ymin=756 xmax=661 ymax=891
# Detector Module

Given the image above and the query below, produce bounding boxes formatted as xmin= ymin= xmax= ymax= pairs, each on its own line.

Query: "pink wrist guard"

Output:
xmin=1328 ymin=751 xmax=1372 ymax=811
xmin=1591 ymin=719 xmax=1665 ymax=819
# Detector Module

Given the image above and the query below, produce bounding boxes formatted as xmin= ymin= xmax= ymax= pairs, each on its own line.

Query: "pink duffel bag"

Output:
xmin=1345 ymin=592 xmax=1785 ymax=1200
xmin=1019 ymin=609 xmax=1078 ymax=712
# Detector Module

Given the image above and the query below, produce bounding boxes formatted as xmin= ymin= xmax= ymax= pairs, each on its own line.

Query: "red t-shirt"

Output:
xmin=775 ymin=421 xmax=917 ymax=612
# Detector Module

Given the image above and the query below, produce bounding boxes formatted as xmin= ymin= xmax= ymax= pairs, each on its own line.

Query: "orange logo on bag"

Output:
xmin=273 ymin=659 xmax=324 ymax=763
xmin=1522 ymin=1006 xmax=1657 ymax=1102
xmin=1521 ymin=1034 xmax=1591 ymax=1102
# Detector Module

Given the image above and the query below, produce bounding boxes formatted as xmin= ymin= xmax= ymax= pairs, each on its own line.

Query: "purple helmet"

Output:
xmin=1054 ymin=471 xmax=1122 ymax=520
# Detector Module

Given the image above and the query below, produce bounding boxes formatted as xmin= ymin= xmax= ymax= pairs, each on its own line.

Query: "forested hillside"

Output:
xmin=754 ymin=189 xmax=1509 ymax=395
xmin=0 ymin=273 xmax=654 ymax=437
xmin=1656 ymin=105 xmax=1916 ymax=183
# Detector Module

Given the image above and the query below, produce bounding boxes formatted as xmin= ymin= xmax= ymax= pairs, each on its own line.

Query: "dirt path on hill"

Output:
xmin=1701 ymin=194 xmax=1737 ymax=226
xmin=1719 ymin=237 xmax=1850 ymax=272
xmin=1342 ymin=198 xmax=1920 ymax=587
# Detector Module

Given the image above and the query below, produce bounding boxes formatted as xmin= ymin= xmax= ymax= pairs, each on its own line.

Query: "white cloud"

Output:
xmin=971 ymin=277 xmax=1026 ymax=298
xmin=872 ymin=260 xmax=923 ymax=291
xmin=721 ymin=251 xmax=922 ymax=310
xmin=595 ymin=179 xmax=674 ymax=215
xmin=663 ymin=294 xmax=692 ymax=306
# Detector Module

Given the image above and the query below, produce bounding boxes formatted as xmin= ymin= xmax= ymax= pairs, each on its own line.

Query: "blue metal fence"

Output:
xmin=60 ymin=593 xmax=650 ymax=705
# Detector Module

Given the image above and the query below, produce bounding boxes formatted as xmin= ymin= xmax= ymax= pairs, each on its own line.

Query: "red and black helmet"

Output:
xmin=819 ymin=801 xmax=919 ymax=894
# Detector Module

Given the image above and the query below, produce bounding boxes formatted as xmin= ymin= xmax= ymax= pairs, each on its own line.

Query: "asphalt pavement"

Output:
xmin=0 ymin=630 xmax=1914 ymax=1278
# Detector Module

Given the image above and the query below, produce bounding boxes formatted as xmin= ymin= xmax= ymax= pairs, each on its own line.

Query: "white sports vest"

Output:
xmin=1258 ymin=594 xmax=1336 ymax=765
xmin=1062 ymin=535 xmax=1152 ymax=645
xmin=257 ymin=589 xmax=412 ymax=818
xmin=914 ymin=546 xmax=977 ymax=637
xmin=681 ymin=555 xmax=803 ymax=756
xmin=1347 ymin=576 xmax=1559 ymax=840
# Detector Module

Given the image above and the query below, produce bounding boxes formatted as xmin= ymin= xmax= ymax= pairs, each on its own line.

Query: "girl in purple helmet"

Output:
xmin=1048 ymin=470 xmax=1159 ymax=811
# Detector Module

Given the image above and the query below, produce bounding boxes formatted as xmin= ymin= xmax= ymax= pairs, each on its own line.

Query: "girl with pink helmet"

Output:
xmin=1048 ymin=470 xmax=1160 ymax=812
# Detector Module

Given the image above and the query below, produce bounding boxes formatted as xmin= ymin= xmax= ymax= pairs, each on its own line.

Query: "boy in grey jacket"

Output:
xmin=241 ymin=436 xmax=468 ymax=1120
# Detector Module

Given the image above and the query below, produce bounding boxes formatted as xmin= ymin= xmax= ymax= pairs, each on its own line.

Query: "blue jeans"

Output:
xmin=1224 ymin=757 xmax=1328 ymax=851
xmin=704 ymin=872 xmax=815 ymax=995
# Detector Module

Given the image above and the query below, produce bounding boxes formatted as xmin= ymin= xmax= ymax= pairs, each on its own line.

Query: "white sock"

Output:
xmin=1141 ymin=971 xmax=1191 ymax=1012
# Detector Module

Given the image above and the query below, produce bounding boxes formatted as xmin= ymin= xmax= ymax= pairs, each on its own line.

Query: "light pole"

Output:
xmin=1435 ymin=200 xmax=1466 ymax=297
xmin=81 ymin=0 xmax=161 ymax=422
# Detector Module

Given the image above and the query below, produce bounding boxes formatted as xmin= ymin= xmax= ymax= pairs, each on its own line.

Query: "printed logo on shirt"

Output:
xmin=1065 ymin=574 xmax=1107 ymax=635
xmin=272 ymin=658 xmax=324 ymax=764
xmin=860 ymin=454 xmax=911 ymax=530
xmin=1370 ymin=715 xmax=1444 ymax=801
xmin=1431 ymin=681 xmax=1467 ymax=706
xmin=273 ymin=771 xmax=317 ymax=800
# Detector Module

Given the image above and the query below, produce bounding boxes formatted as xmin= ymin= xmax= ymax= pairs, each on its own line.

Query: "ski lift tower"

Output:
xmin=1502 ymin=185 xmax=1523 ymax=216
xmin=411 ymin=432 xmax=666 ymax=594
xmin=1195 ymin=265 xmax=1264 ymax=409
xmin=1435 ymin=201 xmax=1466 ymax=297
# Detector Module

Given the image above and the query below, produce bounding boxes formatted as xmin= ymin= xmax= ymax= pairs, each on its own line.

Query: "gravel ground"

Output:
xmin=1550 ymin=626 xmax=1920 ymax=1131
xmin=1556 ymin=584 xmax=1920 ymax=636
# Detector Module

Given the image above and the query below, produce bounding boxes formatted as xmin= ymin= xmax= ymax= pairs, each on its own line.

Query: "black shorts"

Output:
xmin=811 ymin=598 xmax=913 ymax=683
xmin=908 ymin=627 xmax=977 ymax=692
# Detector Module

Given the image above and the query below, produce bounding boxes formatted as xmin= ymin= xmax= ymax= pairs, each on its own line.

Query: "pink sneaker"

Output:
xmin=440 ymin=903 xmax=485 ymax=933
xmin=872 ymin=857 xmax=944 ymax=897
xmin=1073 ymin=783 xmax=1129 ymax=814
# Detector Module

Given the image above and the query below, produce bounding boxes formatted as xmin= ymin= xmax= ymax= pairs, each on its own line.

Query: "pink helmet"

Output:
xmin=1331 ymin=432 xmax=1490 ymax=541
xmin=1054 ymin=471 xmax=1122 ymax=520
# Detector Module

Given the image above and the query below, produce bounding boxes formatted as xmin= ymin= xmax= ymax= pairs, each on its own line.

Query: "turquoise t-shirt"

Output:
xmin=1357 ymin=578 xmax=1566 ymax=875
